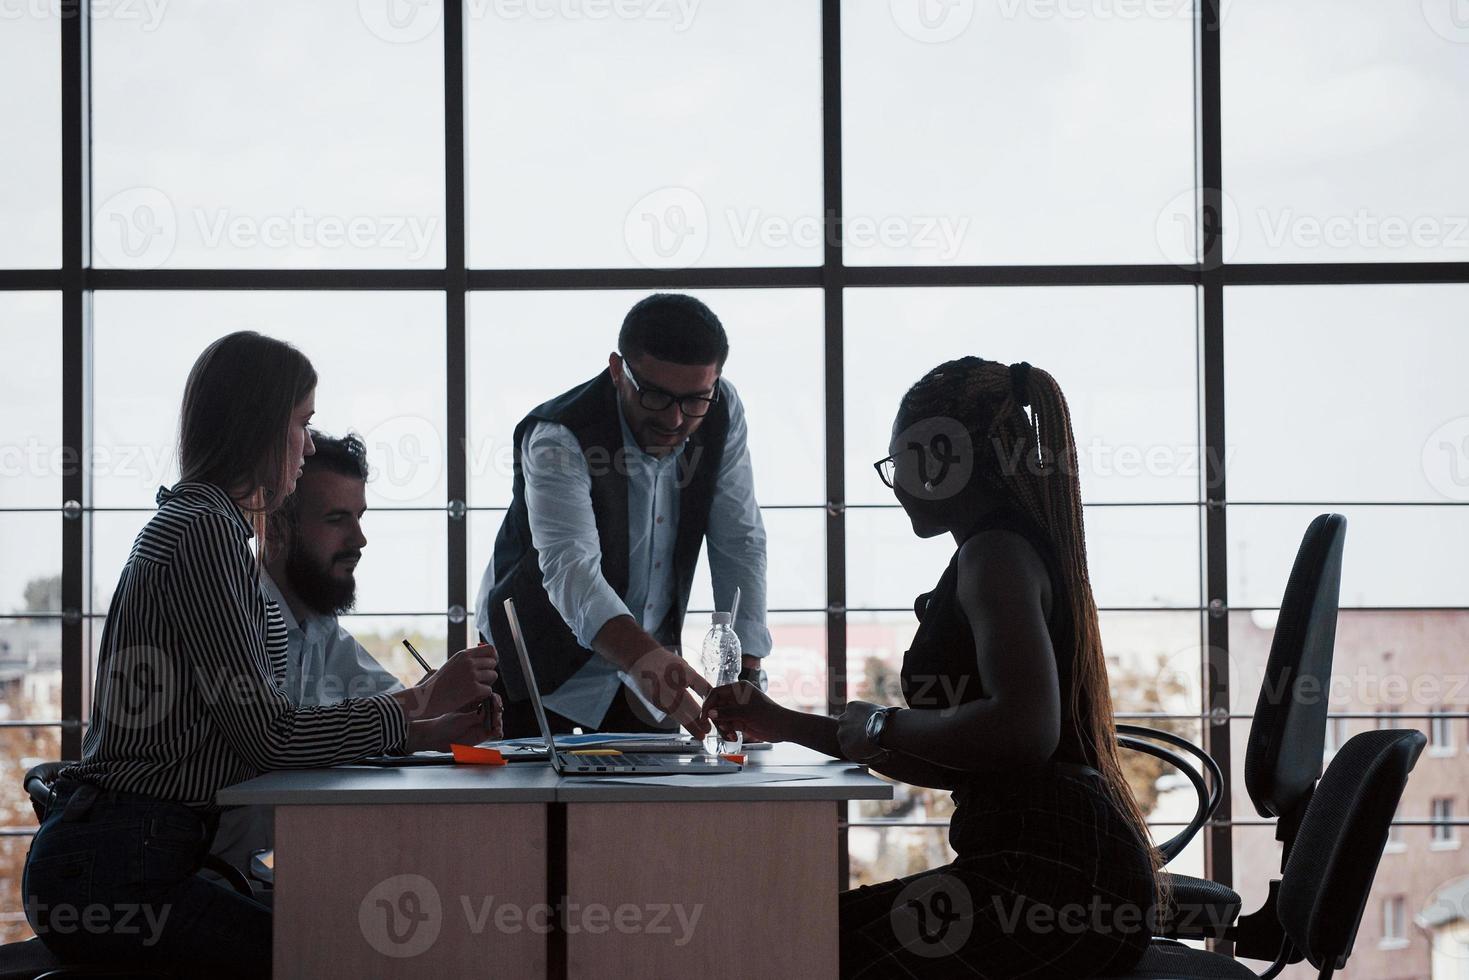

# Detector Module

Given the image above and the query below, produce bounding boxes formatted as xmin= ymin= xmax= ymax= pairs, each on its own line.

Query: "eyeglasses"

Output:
xmin=621 ymin=360 xmax=719 ymax=417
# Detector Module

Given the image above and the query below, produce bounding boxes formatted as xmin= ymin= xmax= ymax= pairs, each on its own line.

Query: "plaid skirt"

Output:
xmin=840 ymin=766 xmax=1157 ymax=979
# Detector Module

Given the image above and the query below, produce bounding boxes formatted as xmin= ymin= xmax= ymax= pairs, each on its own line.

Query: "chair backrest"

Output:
xmin=1244 ymin=513 xmax=1347 ymax=821
xmin=1278 ymin=728 xmax=1425 ymax=970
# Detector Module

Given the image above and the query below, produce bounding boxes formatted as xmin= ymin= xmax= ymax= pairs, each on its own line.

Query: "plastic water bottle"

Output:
xmin=700 ymin=611 xmax=743 ymax=756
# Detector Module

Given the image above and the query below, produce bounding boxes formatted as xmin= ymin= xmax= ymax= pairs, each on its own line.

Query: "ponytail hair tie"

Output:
xmin=1009 ymin=361 xmax=1032 ymax=408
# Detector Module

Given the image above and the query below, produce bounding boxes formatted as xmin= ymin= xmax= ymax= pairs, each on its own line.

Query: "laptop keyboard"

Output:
xmin=560 ymin=753 xmax=662 ymax=769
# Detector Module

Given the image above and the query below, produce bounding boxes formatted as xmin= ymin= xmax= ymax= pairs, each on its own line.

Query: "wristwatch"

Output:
xmin=864 ymin=706 xmax=900 ymax=754
xmin=737 ymin=666 xmax=768 ymax=692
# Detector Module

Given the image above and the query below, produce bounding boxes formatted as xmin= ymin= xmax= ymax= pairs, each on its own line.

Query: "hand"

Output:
xmin=404 ymin=697 xmax=501 ymax=753
xmin=623 ymin=646 xmax=713 ymax=739
xmin=701 ymin=681 xmax=793 ymax=744
xmin=836 ymin=701 xmax=889 ymax=764
xmin=394 ymin=644 xmax=498 ymax=721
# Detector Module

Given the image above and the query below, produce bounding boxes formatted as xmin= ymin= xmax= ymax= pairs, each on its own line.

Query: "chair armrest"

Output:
xmin=1116 ymin=728 xmax=1219 ymax=862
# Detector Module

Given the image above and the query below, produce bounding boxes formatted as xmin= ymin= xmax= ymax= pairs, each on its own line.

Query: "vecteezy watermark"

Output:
xmin=1422 ymin=0 xmax=1469 ymax=44
xmin=92 ymin=186 xmax=440 ymax=269
xmin=1423 ymin=416 xmax=1469 ymax=502
xmin=624 ymin=186 xmax=970 ymax=268
xmin=0 ymin=0 xmax=169 ymax=30
xmin=362 ymin=415 xmax=445 ymax=505
xmin=360 ymin=874 xmax=443 ymax=958
xmin=890 ymin=872 xmax=975 ymax=957
xmin=358 ymin=0 xmax=701 ymax=44
xmin=1155 ymin=187 xmax=1469 ymax=266
xmin=889 ymin=0 xmax=976 ymax=43
xmin=358 ymin=876 xmax=702 ymax=958
xmin=24 ymin=898 xmax=172 ymax=947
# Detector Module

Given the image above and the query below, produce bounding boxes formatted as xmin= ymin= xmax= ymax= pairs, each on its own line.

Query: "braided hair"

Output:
xmin=899 ymin=355 xmax=1170 ymax=920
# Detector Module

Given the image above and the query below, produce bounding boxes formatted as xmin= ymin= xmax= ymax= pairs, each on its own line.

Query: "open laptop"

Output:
xmin=503 ymin=598 xmax=741 ymax=776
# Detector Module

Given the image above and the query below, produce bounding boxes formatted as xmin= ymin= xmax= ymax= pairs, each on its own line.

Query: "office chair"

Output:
xmin=1107 ymin=728 xmax=1426 ymax=979
xmin=1165 ymin=514 xmax=1347 ymax=955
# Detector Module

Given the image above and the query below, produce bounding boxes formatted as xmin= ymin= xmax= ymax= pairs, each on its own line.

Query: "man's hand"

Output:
xmin=623 ymin=645 xmax=713 ymax=739
xmin=701 ymin=681 xmax=793 ymax=744
xmin=393 ymin=644 xmax=498 ymax=722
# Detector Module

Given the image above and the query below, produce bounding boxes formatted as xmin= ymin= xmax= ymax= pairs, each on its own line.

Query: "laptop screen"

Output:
xmin=502 ymin=598 xmax=565 ymax=775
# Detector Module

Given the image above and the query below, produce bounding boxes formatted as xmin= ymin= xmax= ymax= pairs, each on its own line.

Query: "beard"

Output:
xmin=285 ymin=543 xmax=359 ymax=617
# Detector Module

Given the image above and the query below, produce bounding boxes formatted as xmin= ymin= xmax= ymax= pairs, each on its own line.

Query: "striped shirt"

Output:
xmin=63 ymin=481 xmax=407 ymax=808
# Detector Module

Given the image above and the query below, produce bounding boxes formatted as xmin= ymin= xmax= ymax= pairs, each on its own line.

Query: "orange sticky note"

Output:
xmin=720 ymin=754 xmax=746 ymax=765
xmin=451 ymin=744 xmax=506 ymax=766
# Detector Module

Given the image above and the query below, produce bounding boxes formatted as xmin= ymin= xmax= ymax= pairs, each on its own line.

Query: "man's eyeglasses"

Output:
xmin=621 ymin=360 xmax=719 ymax=418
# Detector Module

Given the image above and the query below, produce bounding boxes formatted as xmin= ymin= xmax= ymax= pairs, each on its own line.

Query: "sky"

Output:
xmin=2 ymin=0 xmax=1468 ymax=647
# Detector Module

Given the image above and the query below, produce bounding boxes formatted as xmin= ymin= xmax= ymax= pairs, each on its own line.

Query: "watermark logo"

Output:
xmin=1155 ymin=187 xmax=1239 ymax=268
xmin=624 ymin=186 xmax=709 ymax=268
xmin=358 ymin=0 xmax=440 ymax=43
xmin=1424 ymin=416 xmax=1469 ymax=502
xmin=0 ymin=0 xmax=170 ymax=30
xmin=886 ymin=416 xmax=975 ymax=501
xmin=102 ymin=645 xmax=176 ymax=732
xmin=94 ymin=186 xmax=177 ymax=269
xmin=1423 ymin=0 xmax=1469 ymax=43
xmin=890 ymin=872 xmax=974 ymax=957
xmin=362 ymin=415 xmax=445 ymax=505
xmin=890 ymin=0 xmax=975 ymax=43
xmin=359 ymin=874 xmax=443 ymax=958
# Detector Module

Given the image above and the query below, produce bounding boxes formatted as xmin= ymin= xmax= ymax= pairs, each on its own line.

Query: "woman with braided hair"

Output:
xmin=703 ymin=356 xmax=1161 ymax=977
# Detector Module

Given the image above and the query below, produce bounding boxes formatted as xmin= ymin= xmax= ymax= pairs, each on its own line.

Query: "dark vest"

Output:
xmin=486 ymin=370 xmax=729 ymax=701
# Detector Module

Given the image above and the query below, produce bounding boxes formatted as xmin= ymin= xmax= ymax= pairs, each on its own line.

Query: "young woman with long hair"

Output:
xmin=704 ymin=356 xmax=1164 ymax=977
xmin=22 ymin=332 xmax=501 ymax=977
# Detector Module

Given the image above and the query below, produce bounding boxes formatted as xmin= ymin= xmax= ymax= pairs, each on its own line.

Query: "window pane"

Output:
xmin=690 ymin=508 xmax=824 ymax=612
xmin=847 ymin=505 xmax=1199 ymax=610
xmin=92 ymin=291 xmax=447 ymax=509
xmin=1223 ymin=0 xmax=1469 ymax=263
xmin=847 ymin=826 xmax=955 ymax=889
xmin=465 ymin=1 xmax=821 ymax=268
xmin=843 ymin=2 xmax=1193 ymax=265
xmin=1229 ymin=506 xmax=1469 ymax=608
xmin=1226 ymin=285 xmax=1469 ymax=503
xmin=0 ymin=293 xmax=62 ymax=507
xmin=467 ymin=289 xmax=825 ymax=507
xmin=338 ymin=615 xmax=446 ymax=690
xmin=91 ymin=2 xmax=444 ymax=268
xmin=0 ymin=515 xmax=61 ymax=616
xmin=0 ymin=8 xmax=60 ymax=268
xmin=0 ymin=620 xmax=62 ymax=722
xmin=679 ymin=612 xmax=826 ymax=714
xmin=845 ymin=287 xmax=1198 ymax=506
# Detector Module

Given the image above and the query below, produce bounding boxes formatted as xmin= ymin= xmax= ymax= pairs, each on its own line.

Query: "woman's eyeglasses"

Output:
xmin=622 ymin=361 xmax=719 ymax=417
xmin=873 ymin=444 xmax=922 ymax=490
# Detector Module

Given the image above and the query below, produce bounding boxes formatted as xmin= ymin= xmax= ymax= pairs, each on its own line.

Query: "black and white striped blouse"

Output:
xmin=63 ymin=481 xmax=407 ymax=808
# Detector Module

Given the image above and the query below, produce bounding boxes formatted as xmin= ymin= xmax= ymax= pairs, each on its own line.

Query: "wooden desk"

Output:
xmin=217 ymin=745 xmax=891 ymax=979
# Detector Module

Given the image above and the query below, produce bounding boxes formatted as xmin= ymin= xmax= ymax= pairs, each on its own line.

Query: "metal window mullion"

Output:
xmin=59 ymin=0 xmax=92 ymax=761
xmin=445 ymin=0 xmax=468 ymax=655
xmin=1197 ymin=0 xmax=1233 ymax=950
xmin=821 ymin=0 xmax=850 ymax=892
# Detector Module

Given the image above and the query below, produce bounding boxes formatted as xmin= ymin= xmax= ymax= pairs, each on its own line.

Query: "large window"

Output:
xmin=3 ymin=1 xmax=1466 ymax=967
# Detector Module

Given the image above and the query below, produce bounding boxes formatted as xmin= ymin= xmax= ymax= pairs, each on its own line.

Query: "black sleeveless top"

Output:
xmin=900 ymin=507 xmax=1096 ymax=773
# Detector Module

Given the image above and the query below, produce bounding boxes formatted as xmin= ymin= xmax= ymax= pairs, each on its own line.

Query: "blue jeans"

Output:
xmin=23 ymin=779 xmax=272 ymax=978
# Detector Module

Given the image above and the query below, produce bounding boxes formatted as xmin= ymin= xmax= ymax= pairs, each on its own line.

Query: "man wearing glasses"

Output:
xmin=476 ymin=293 xmax=770 ymax=739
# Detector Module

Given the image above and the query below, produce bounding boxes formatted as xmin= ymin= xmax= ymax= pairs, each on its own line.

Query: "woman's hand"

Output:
xmin=701 ymin=682 xmax=795 ymax=743
xmin=404 ymin=693 xmax=504 ymax=752
xmin=393 ymin=644 xmax=498 ymax=722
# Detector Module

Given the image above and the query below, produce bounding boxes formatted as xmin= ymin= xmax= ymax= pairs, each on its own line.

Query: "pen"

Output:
xmin=402 ymin=639 xmax=433 ymax=676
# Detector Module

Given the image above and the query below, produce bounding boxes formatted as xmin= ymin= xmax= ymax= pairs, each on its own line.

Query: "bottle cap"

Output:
xmin=711 ymin=611 xmax=733 ymax=626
